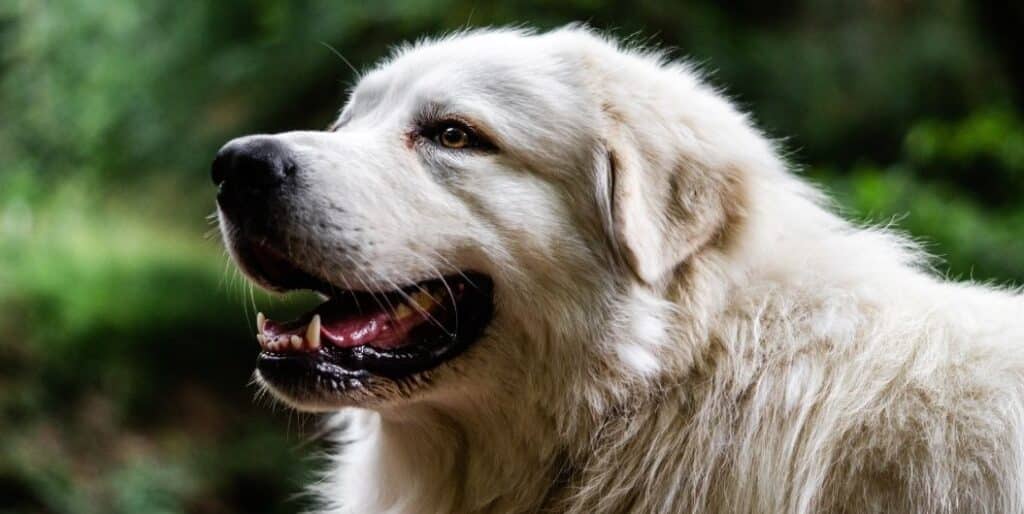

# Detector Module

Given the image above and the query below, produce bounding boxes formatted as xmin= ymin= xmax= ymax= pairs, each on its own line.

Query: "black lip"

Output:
xmin=256 ymin=274 xmax=493 ymax=397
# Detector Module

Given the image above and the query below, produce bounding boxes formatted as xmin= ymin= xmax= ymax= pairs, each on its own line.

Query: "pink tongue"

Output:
xmin=318 ymin=303 xmax=401 ymax=349
xmin=262 ymin=296 xmax=429 ymax=351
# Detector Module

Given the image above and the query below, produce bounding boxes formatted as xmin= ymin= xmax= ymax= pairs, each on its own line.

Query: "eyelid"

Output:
xmin=419 ymin=118 xmax=496 ymax=151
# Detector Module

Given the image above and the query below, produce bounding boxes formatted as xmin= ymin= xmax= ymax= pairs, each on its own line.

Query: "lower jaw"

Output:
xmin=256 ymin=355 xmax=371 ymax=402
xmin=254 ymin=348 xmax=455 ymax=409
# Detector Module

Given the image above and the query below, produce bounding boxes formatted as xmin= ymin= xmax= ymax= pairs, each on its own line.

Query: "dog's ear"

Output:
xmin=599 ymin=107 xmax=743 ymax=285
xmin=555 ymin=27 xmax=753 ymax=284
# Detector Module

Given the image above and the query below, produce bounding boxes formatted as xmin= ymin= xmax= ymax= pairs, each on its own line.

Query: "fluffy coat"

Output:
xmin=234 ymin=26 xmax=1024 ymax=514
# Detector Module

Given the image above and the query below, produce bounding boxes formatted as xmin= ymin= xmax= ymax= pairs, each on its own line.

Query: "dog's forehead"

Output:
xmin=340 ymin=30 xmax=597 ymax=160
xmin=351 ymin=31 xmax=568 ymax=113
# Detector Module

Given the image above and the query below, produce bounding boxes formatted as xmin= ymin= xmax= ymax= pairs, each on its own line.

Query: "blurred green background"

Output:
xmin=1 ymin=0 xmax=1022 ymax=512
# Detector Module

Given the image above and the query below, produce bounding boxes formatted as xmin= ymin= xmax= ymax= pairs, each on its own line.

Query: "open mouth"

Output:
xmin=237 ymin=241 xmax=494 ymax=400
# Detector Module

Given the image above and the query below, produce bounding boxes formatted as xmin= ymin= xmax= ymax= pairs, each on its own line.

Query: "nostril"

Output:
xmin=284 ymin=161 xmax=298 ymax=178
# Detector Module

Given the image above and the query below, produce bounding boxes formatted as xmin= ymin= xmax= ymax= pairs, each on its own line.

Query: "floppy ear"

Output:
xmin=600 ymin=111 xmax=742 ymax=285
xmin=555 ymin=27 xmax=751 ymax=284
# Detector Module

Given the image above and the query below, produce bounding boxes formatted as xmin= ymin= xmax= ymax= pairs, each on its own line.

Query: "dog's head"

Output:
xmin=215 ymin=27 xmax=760 ymax=414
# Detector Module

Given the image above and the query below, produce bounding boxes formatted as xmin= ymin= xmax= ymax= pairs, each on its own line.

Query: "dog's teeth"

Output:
xmin=257 ymin=312 xmax=267 ymax=334
xmin=411 ymin=290 xmax=435 ymax=310
xmin=290 ymin=335 xmax=302 ymax=349
xmin=257 ymin=333 xmax=267 ymax=349
xmin=395 ymin=303 xmax=414 ymax=320
xmin=306 ymin=315 xmax=321 ymax=349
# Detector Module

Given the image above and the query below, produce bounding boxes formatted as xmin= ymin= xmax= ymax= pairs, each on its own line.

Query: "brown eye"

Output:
xmin=421 ymin=120 xmax=494 ymax=151
xmin=438 ymin=126 xmax=470 ymax=149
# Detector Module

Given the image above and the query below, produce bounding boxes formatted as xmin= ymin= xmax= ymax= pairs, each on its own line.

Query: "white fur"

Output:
xmin=226 ymin=26 xmax=1024 ymax=513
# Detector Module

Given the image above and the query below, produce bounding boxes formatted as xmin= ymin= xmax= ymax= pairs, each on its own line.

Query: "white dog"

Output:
xmin=213 ymin=25 xmax=1024 ymax=514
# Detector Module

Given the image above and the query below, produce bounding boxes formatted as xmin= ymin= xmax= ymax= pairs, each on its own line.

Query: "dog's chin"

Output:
xmin=253 ymin=367 xmax=419 ymax=412
xmin=226 ymin=234 xmax=495 ymax=411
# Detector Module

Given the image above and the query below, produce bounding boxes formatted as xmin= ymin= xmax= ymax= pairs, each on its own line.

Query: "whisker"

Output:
xmin=247 ymin=281 xmax=258 ymax=327
xmin=320 ymin=41 xmax=361 ymax=78
xmin=324 ymin=261 xmax=363 ymax=314
xmin=407 ymin=252 xmax=459 ymax=335
xmin=368 ymin=268 xmax=451 ymax=336
xmin=219 ymin=250 xmax=233 ymax=291
xmin=421 ymin=247 xmax=477 ymax=288
xmin=404 ymin=278 xmax=441 ymax=307
xmin=416 ymin=249 xmax=471 ymax=334
xmin=365 ymin=275 xmax=402 ymax=322
xmin=351 ymin=266 xmax=397 ymax=320
xmin=227 ymin=263 xmax=253 ymax=326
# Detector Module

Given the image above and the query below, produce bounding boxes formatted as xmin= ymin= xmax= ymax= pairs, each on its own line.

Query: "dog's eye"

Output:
xmin=439 ymin=126 xmax=471 ymax=149
xmin=422 ymin=121 xmax=491 ymax=151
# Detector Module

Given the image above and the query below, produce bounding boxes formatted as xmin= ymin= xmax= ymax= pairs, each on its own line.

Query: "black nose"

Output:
xmin=211 ymin=137 xmax=296 ymax=209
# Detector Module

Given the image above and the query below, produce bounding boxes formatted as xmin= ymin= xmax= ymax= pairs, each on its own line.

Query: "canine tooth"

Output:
xmin=290 ymin=335 xmax=302 ymax=349
xmin=257 ymin=312 xmax=267 ymax=334
xmin=257 ymin=334 xmax=267 ymax=348
xmin=306 ymin=315 xmax=321 ymax=349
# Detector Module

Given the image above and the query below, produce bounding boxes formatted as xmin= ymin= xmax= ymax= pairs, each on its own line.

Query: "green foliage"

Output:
xmin=822 ymin=108 xmax=1024 ymax=284
xmin=1 ymin=0 xmax=1021 ymax=512
xmin=0 ymin=178 xmax=321 ymax=513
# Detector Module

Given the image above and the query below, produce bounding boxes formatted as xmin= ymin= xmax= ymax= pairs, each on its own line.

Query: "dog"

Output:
xmin=213 ymin=25 xmax=1024 ymax=514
